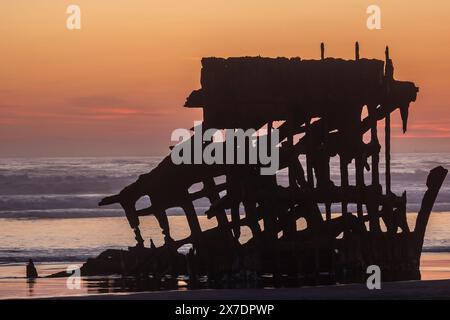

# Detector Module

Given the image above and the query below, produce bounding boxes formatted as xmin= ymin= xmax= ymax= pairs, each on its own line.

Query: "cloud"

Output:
xmin=65 ymin=95 xmax=165 ymax=119
xmin=0 ymin=103 xmax=24 ymax=110
xmin=0 ymin=95 xmax=166 ymax=126
xmin=393 ymin=120 xmax=450 ymax=138
xmin=68 ymin=95 xmax=129 ymax=108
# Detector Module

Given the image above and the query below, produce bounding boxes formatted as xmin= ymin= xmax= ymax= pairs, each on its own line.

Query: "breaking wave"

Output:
xmin=0 ymin=154 xmax=448 ymax=219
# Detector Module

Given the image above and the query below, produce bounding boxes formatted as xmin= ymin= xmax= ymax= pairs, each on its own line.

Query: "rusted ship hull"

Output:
xmin=49 ymin=45 xmax=448 ymax=288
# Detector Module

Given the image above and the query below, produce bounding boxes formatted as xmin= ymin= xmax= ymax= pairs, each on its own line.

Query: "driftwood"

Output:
xmin=50 ymin=44 xmax=447 ymax=288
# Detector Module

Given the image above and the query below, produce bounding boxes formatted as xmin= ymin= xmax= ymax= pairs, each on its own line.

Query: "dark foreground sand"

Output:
xmin=2 ymin=253 xmax=450 ymax=300
xmin=36 ymin=279 xmax=450 ymax=300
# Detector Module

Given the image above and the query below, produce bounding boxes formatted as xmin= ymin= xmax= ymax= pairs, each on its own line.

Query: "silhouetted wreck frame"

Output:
xmin=64 ymin=43 xmax=447 ymax=288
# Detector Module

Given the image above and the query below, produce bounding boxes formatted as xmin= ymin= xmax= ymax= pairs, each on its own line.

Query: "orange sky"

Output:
xmin=1 ymin=0 xmax=449 ymax=157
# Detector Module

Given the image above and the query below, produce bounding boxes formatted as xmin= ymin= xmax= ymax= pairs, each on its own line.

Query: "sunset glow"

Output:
xmin=1 ymin=0 xmax=449 ymax=156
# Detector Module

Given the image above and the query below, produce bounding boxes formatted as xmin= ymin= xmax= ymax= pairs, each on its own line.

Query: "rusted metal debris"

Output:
xmin=57 ymin=44 xmax=447 ymax=287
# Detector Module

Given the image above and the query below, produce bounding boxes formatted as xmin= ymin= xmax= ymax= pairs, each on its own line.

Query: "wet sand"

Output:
xmin=1 ymin=252 xmax=450 ymax=299
xmin=54 ymin=279 xmax=450 ymax=300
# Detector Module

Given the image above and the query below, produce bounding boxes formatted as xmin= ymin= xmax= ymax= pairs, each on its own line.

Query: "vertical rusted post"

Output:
xmin=227 ymin=172 xmax=241 ymax=239
xmin=385 ymin=47 xmax=392 ymax=194
xmin=415 ymin=166 xmax=448 ymax=256
xmin=340 ymin=154 xmax=349 ymax=216
xmin=322 ymin=117 xmax=332 ymax=221
xmin=385 ymin=115 xmax=391 ymax=194
xmin=287 ymin=120 xmax=297 ymax=238
xmin=356 ymin=109 xmax=365 ymax=219
xmin=339 ymin=152 xmax=350 ymax=281
xmin=267 ymin=121 xmax=273 ymax=158
xmin=305 ymin=120 xmax=314 ymax=188
xmin=355 ymin=43 xmax=364 ymax=218
xmin=325 ymin=203 xmax=332 ymax=221
xmin=288 ymin=121 xmax=295 ymax=189
xmin=204 ymin=179 xmax=229 ymax=229
xmin=355 ymin=158 xmax=364 ymax=219
xmin=368 ymin=103 xmax=381 ymax=232
xmin=263 ymin=121 xmax=277 ymax=242
xmin=369 ymin=104 xmax=380 ymax=186
xmin=321 ymin=42 xmax=325 ymax=61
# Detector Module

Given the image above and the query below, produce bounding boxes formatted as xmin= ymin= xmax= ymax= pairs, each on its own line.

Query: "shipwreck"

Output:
xmin=53 ymin=43 xmax=447 ymax=288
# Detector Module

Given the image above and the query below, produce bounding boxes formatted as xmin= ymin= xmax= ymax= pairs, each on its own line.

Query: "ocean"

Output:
xmin=0 ymin=154 xmax=449 ymax=265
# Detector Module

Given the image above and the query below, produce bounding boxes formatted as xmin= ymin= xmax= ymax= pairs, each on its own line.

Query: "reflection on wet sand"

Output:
xmin=1 ymin=252 xmax=450 ymax=299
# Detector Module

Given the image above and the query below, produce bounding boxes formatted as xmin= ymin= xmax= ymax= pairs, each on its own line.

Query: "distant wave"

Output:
xmin=422 ymin=246 xmax=450 ymax=253
xmin=0 ymin=173 xmax=137 ymax=196
xmin=0 ymin=209 xmax=124 ymax=219
xmin=0 ymin=245 xmax=449 ymax=266
xmin=0 ymin=208 xmax=191 ymax=219
xmin=0 ymin=156 xmax=161 ymax=196
xmin=0 ymin=248 xmax=111 ymax=264
xmin=0 ymin=245 xmax=193 ymax=265
xmin=0 ymin=194 xmax=111 ymax=211
xmin=0 ymin=155 xmax=448 ymax=219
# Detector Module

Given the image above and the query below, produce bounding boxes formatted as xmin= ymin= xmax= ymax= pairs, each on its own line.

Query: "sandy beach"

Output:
xmin=1 ymin=212 xmax=450 ymax=300
xmin=47 ymin=279 xmax=450 ymax=300
xmin=1 ymin=252 xmax=449 ymax=300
